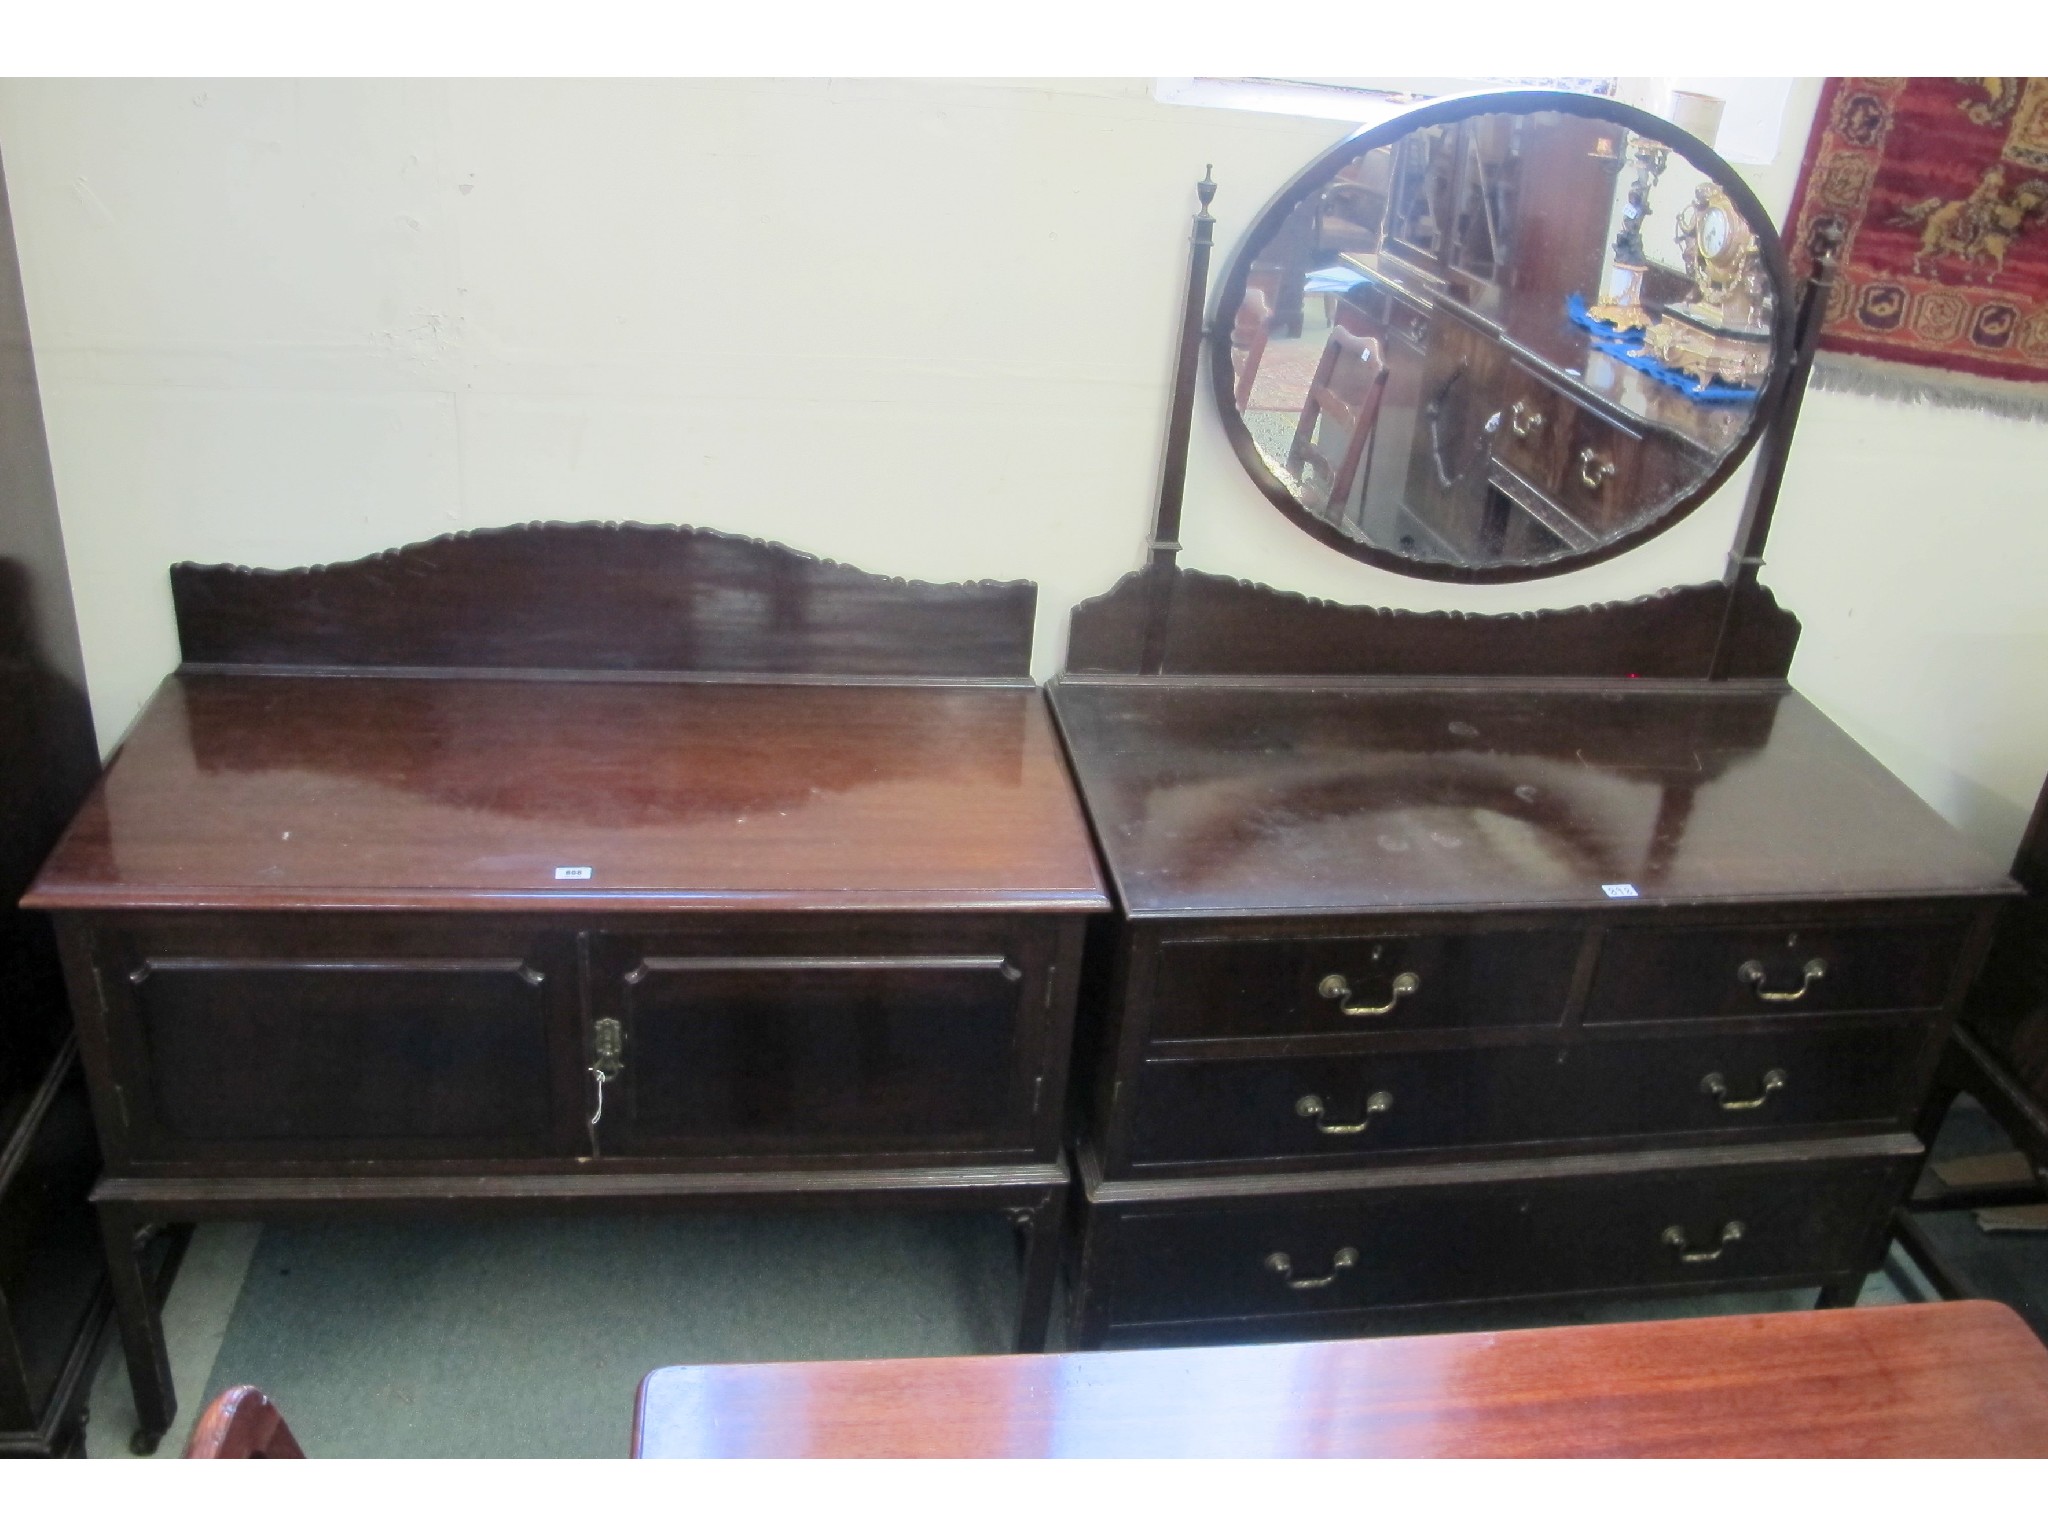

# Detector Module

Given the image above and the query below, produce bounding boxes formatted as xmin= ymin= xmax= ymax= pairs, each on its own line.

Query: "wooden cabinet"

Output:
xmin=1 ymin=154 xmax=112 ymax=1458
xmin=1048 ymin=677 xmax=2010 ymax=1349
xmin=28 ymin=524 xmax=1108 ymax=1452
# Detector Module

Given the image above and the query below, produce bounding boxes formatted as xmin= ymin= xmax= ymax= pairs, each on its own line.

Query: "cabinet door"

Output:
xmin=588 ymin=921 xmax=1057 ymax=1159
xmin=85 ymin=917 xmax=582 ymax=1164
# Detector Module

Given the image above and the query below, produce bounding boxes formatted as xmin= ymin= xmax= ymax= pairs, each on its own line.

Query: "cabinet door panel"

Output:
xmin=594 ymin=925 xmax=1049 ymax=1157
xmin=92 ymin=920 xmax=578 ymax=1162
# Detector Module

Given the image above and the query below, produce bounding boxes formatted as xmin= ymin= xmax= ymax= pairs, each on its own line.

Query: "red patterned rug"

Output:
xmin=1789 ymin=77 xmax=2048 ymax=415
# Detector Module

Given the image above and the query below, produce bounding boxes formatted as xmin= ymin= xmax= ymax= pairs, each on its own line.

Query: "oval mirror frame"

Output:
xmin=1207 ymin=89 xmax=1797 ymax=584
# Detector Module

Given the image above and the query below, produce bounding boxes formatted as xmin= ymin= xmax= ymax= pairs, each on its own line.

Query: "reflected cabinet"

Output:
xmin=1217 ymin=95 xmax=1784 ymax=579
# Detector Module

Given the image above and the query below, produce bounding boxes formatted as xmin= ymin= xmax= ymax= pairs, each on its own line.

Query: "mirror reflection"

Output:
xmin=1223 ymin=106 xmax=1780 ymax=573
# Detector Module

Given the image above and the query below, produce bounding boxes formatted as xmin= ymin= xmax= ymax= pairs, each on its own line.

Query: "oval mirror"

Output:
xmin=1210 ymin=90 xmax=1793 ymax=581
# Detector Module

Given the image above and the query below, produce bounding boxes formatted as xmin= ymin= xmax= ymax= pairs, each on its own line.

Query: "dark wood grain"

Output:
xmin=27 ymin=674 xmax=1105 ymax=913
xmin=1064 ymin=568 xmax=1801 ymax=679
xmin=1079 ymin=1140 xmax=1914 ymax=1340
xmin=1148 ymin=928 xmax=1583 ymax=1041
xmin=1583 ymin=916 xmax=1969 ymax=1022
xmin=172 ymin=521 xmax=1037 ymax=679
xmin=634 ymin=1299 xmax=2048 ymax=1457
xmin=592 ymin=933 xmax=1047 ymax=1159
xmin=1125 ymin=1018 xmax=1935 ymax=1171
xmin=1048 ymin=680 xmax=2009 ymax=917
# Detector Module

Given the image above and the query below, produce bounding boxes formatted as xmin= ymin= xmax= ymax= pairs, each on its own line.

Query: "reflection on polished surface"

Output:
xmin=634 ymin=1301 xmax=2048 ymax=1457
xmin=29 ymin=675 xmax=1105 ymax=909
xmin=1048 ymin=681 xmax=2009 ymax=915
xmin=1222 ymin=102 xmax=1780 ymax=573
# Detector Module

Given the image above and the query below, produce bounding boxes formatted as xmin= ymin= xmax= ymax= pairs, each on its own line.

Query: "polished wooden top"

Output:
xmin=633 ymin=1301 xmax=2048 ymax=1458
xmin=26 ymin=673 xmax=1108 ymax=913
xmin=1048 ymin=680 xmax=2012 ymax=918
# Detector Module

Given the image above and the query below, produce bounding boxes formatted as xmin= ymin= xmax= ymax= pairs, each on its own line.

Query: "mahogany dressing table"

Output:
xmin=1049 ymin=91 xmax=2015 ymax=1348
xmin=24 ymin=522 xmax=1107 ymax=1452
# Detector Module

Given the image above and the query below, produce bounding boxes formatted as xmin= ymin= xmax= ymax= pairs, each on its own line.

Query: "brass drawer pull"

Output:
xmin=1701 ymin=1068 xmax=1787 ymax=1111
xmin=1576 ymin=447 xmax=1615 ymax=489
xmin=1295 ymin=1090 xmax=1393 ymax=1135
xmin=1737 ymin=957 xmax=1826 ymax=1003
xmin=1318 ymin=971 xmax=1420 ymax=1017
xmin=1509 ymin=399 xmax=1546 ymax=439
xmin=1265 ymin=1247 xmax=1359 ymax=1290
xmin=1663 ymin=1221 xmax=1745 ymax=1264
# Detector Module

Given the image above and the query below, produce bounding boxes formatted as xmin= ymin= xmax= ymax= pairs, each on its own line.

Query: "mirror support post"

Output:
xmin=1140 ymin=168 xmax=1218 ymax=675
xmin=1709 ymin=222 xmax=1843 ymax=681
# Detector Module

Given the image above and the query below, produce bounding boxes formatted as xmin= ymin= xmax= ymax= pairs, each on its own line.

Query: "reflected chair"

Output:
xmin=183 ymin=1385 xmax=306 ymax=1458
xmin=1231 ymin=286 xmax=1274 ymax=412
xmin=1285 ymin=327 xmax=1390 ymax=520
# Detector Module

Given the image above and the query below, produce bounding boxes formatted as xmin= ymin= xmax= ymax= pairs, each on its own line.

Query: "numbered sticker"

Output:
xmin=554 ymin=866 xmax=594 ymax=881
xmin=1601 ymin=882 xmax=1640 ymax=899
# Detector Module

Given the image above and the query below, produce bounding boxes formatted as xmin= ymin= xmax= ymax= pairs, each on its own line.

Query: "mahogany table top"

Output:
xmin=1048 ymin=679 xmax=2013 ymax=918
xmin=633 ymin=1300 xmax=2048 ymax=1457
xmin=27 ymin=672 xmax=1108 ymax=914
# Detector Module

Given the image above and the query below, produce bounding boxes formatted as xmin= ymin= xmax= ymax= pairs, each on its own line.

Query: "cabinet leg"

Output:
xmin=1815 ymin=1276 xmax=1864 ymax=1310
xmin=97 ymin=1205 xmax=177 ymax=1453
xmin=1010 ymin=1185 xmax=1065 ymax=1354
xmin=1912 ymin=1079 xmax=1962 ymax=1152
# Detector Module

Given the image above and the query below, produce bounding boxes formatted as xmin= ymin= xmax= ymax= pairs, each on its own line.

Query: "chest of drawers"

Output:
xmin=1049 ymin=677 xmax=2011 ymax=1348
xmin=25 ymin=524 xmax=1108 ymax=1451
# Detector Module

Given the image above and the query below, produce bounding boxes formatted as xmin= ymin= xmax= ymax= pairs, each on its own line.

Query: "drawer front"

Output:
xmin=1586 ymin=918 xmax=1969 ymax=1024
xmin=1149 ymin=928 xmax=1582 ymax=1044
xmin=1125 ymin=1018 xmax=1934 ymax=1168
xmin=1099 ymin=1153 xmax=1910 ymax=1330
xmin=1492 ymin=367 xmax=1564 ymax=489
xmin=89 ymin=920 xmax=581 ymax=1163
xmin=1552 ymin=409 xmax=1643 ymax=534
xmin=1388 ymin=295 xmax=1430 ymax=355
xmin=590 ymin=921 xmax=1054 ymax=1157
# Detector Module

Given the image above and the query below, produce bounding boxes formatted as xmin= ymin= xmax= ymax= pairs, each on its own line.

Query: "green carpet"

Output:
xmin=200 ymin=1211 xmax=1019 ymax=1457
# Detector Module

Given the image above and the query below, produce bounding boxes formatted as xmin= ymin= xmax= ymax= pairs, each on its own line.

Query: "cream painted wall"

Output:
xmin=3 ymin=78 xmax=2046 ymax=863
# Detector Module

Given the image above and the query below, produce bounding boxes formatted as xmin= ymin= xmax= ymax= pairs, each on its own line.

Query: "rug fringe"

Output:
xmin=1812 ymin=355 xmax=2048 ymax=424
